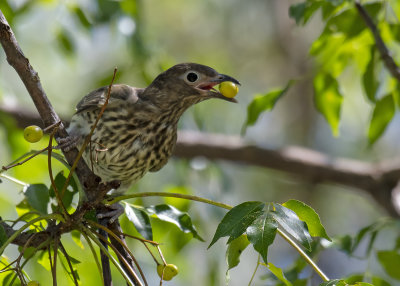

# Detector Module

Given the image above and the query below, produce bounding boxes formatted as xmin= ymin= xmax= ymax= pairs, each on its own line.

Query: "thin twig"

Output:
xmin=355 ymin=1 xmax=400 ymax=81
xmin=82 ymin=226 xmax=137 ymax=286
xmin=248 ymin=255 xmax=260 ymax=286
xmin=0 ymin=174 xmax=28 ymax=187
xmin=277 ymin=228 xmax=329 ymax=281
xmin=141 ymin=242 xmax=160 ymax=265
xmin=0 ymin=214 xmax=64 ymax=255
xmin=97 ymin=218 xmax=112 ymax=286
xmin=106 ymin=192 xmax=232 ymax=210
xmin=52 ymin=237 xmax=59 ymax=286
xmin=156 ymin=246 xmax=167 ymax=265
xmin=94 ymin=229 xmax=142 ymax=285
xmin=47 ymin=122 xmax=68 ymax=217
xmin=1 ymin=147 xmax=48 ymax=172
xmin=88 ymin=221 xmax=147 ymax=286
xmin=116 ymin=231 xmax=159 ymax=245
xmin=81 ymin=231 xmax=104 ymax=285
xmin=61 ymin=67 xmax=118 ymax=199
xmin=59 ymin=242 xmax=79 ymax=286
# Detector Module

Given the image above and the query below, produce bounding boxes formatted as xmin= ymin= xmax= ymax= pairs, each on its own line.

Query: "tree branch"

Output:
xmin=0 ymin=9 xmax=142 ymax=284
xmin=0 ymin=9 xmax=103 ymax=198
xmin=355 ymin=1 xmax=400 ymax=81
xmin=1 ymin=104 xmax=399 ymax=216
xmin=174 ymin=131 xmax=400 ymax=216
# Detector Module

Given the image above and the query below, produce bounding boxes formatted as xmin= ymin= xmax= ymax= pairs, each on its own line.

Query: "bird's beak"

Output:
xmin=196 ymin=74 xmax=241 ymax=103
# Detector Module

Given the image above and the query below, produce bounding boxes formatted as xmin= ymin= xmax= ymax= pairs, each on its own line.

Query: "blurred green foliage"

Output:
xmin=1 ymin=0 xmax=400 ymax=285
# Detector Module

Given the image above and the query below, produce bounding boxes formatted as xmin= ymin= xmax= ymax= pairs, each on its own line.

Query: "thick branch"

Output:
xmin=174 ymin=131 xmax=400 ymax=216
xmin=0 ymin=13 xmax=59 ymax=127
xmin=1 ymin=104 xmax=399 ymax=216
xmin=355 ymin=1 xmax=400 ymax=81
xmin=0 ymin=9 xmax=106 ymax=201
xmin=0 ymin=10 xmax=140 ymax=283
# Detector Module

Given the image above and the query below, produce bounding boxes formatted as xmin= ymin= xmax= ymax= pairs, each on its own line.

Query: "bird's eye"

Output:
xmin=186 ymin=72 xmax=198 ymax=83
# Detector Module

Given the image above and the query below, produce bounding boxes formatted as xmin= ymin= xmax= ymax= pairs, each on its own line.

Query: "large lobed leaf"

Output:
xmin=147 ymin=204 xmax=204 ymax=241
xmin=282 ymin=200 xmax=331 ymax=241
xmin=24 ymin=184 xmax=49 ymax=215
xmin=125 ymin=204 xmax=153 ymax=240
xmin=377 ymin=250 xmax=400 ymax=280
xmin=208 ymin=201 xmax=265 ymax=248
xmin=272 ymin=203 xmax=312 ymax=251
xmin=246 ymin=212 xmax=277 ymax=264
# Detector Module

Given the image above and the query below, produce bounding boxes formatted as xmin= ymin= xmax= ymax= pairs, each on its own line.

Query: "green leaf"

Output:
xmin=313 ymin=72 xmax=343 ymax=136
xmin=208 ymin=201 xmax=265 ymax=248
xmin=38 ymin=250 xmax=51 ymax=271
xmin=394 ymin=86 xmax=400 ymax=109
xmin=395 ymin=236 xmax=400 ymax=250
xmin=368 ymin=94 xmax=395 ymax=145
xmin=125 ymin=204 xmax=153 ymax=240
xmin=49 ymin=171 xmax=74 ymax=209
xmin=226 ymin=234 xmax=250 ymax=271
xmin=371 ymin=276 xmax=391 ymax=286
xmin=71 ymin=230 xmax=84 ymax=249
xmin=319 ymin=279 xmax=346 ymax=286
xmin=377 ymin=250 xmax=400 ymax=280
xmin=244 ymin=81 xmax=294 ymax=131
xmin=56 ymin=28 xmax=75 ymax=55
xmin=246 ymin=212 xmax=277 ymax=263
xmin=19 ymin=246 xmax=36 ymax=259
xmin=265 ymin=262 xmax=293 ymax=286
xmin=282 ymin=200 xmax=331 ymax=241
xmin=25 ymin=184 xmax=49 ymax=214
xmin=351 ymin=219 xmax=391 ymax=254
xmin=325 ymin=3 xmax=382 ymax=39
xmin=0 ymin=224 xmax=6 ymax=246
xmin=72 ymin=6 xmax=91 ymax=29
xmin=289 ymin=2 xmax=332 ymax=25
xmin=289 ymin=2 xmax=307 ymax=25
xmin=2 ymin=273 xmax=15 ymax=286
xmin=333 ymin=235 xmax=353 ymax=254
xmin=147 ymin=204 xmax=203 ymax=241
xmin=272 ymin=203 xmax=312 ymax=251
xmin=83 ymin=209 xmax=97 ymax=222
xmin=345 ymin=274 xmax=364 ymax=284
xmin=362 ymin=47 xmax=379 ymax=102
xmin=58 ymin=249 xmax=81 ymax=283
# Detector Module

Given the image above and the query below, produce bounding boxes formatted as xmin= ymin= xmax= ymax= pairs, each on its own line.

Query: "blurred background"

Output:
xmin=0 ymin=0 xmax=399 ymax=285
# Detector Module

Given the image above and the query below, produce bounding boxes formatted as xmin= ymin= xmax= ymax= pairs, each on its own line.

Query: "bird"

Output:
xmin=61 ymin=63 xmax=240 ymax=193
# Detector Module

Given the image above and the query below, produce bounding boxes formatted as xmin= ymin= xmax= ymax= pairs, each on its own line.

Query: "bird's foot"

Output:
xmin=57 ymin=135 xmax=81 ymax=152
xmin=97 ymin=203 xmax=124 ymax=224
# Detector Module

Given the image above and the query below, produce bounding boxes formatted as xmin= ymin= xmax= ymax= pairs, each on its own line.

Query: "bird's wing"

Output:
xmin=75 ymin=84 xmax=143 ymax=113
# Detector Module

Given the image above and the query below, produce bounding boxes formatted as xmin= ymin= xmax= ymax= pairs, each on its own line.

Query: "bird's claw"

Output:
xmin=57 ymin=135 xmax=80 ymax=152
xmin=97 ymin=203 xmax=124 ymax=224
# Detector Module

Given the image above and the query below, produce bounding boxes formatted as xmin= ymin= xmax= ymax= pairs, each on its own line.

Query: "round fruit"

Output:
xmin=27 ymin=281 xmax=40 ymax=286
xmin=23 ymin=125 xmax=43 ymax=143
xmin=157 ymin=263 xmax=179 ymax=281
xmin=219 ymin=81 xmax=239 ymax=98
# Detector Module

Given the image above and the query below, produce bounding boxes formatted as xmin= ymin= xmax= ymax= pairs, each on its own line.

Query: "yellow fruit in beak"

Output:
xmin=219 ymin=81 xmax=239 ymax=98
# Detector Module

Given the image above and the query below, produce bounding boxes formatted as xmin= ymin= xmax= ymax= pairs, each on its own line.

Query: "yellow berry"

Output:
xmin=219 ymin=81 xmax=239 ymax=98
xmin=27 ymin=281 xmax=40 ymax=286
xmin=23 ymin=125 xmax=43 ymax=143
xmin=157 ymin=264 xmax=179 ymax=281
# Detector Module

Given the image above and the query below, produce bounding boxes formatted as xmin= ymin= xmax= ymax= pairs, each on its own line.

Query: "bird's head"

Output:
xmin=144 ymin=63 xmax=240 ymax=109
